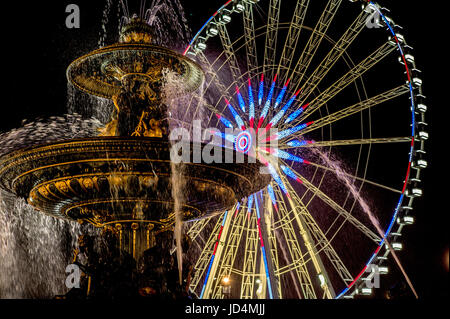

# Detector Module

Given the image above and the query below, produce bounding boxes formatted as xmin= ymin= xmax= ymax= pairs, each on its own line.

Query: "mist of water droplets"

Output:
xmin=0 ymin=192 xmax=82 ymax=298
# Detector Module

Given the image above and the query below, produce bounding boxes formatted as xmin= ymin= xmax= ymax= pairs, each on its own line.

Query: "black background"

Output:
xmin=0 ymin=0 xmax=447 ymax=304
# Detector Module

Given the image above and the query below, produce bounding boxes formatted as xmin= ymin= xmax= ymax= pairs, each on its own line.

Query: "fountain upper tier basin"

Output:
xmin=66 ymin=41 xmax=204 ymax=100
xmin=0 ymin=137 xmax=271 ymax=227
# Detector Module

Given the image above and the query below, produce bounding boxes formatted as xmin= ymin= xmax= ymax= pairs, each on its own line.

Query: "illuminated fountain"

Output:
xmin=0 ymin=16 xmax=270 ymax=298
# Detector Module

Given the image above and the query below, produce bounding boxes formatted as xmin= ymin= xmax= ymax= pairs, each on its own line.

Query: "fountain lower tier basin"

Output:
xmin=0 ymin=137 xmax=270 ymax=228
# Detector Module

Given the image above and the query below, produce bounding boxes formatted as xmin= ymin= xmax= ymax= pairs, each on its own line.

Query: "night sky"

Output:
xmin=0 ymin=0 xmax=447 ymax=300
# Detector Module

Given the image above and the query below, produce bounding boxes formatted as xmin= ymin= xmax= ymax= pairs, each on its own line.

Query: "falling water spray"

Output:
xmin=311 ymin=147 xmax=419 ymax=298
xmin=170 ymin=162 xmax=185 ymax=286
xmin=163 ymin=69 xmax=187 ymax=286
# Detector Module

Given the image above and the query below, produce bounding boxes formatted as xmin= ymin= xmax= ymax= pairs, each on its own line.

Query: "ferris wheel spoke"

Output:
xmin=281 ymin=137 xmax=412 ymax=149
xmin=270 ymin=183 xmax=317 ymax=298
xmin=289 ymin=84 xmax=410 ymax=138
xmin=276 ymin=175 xmax=336 ymax=298
xmin=186 ymin=217 xmax=212 ymax=242
xmin=268 ymin=181 xmax=353 ymax=296
xmin=189 ymin=213 xmax=227 ymax=295
xmin=198 ymin=207 xmax=239 ymax=299
xmin=195 ymin=52 xmax=233 ymax=120
xmin=240 ymin=208 xmax=260 ymax=299
xmin=276 ymin=213 xmax=318 ymax=298
xmin=184 ymin=92 xmax=210 ymax=124
xmin=263 ymin=190 xmax=283 ymax=298
xmin=263 ymin=0 xmax=281 ymax=80
xmin=243 ymin=3 xmax=259 ymax=77
xmin=203 ymin=103 xmax=229 ymax=119
xmin=279 ymin=137 xmax=411 ymax=196
xmin=288 ymin=188 xmax=355 ymax=286
xmin=305 ymin=160 xmax=403 ymax=194
xmin=288 ymin=0 xmax=343 ymax=87
xmin=197 ymin=51 xmax=231 ymax=96
xmin=295 ymin=42 xmax=396 ymax=124
xmin=183 ymin=43 xmax=229 ymax=120
xmin=295 ymin=10 xmax=370 ymax=105
xmin=283 ymin=166 xmax=381 ymax=243
xmin=277 ymin=0 xmax=310 ymax=84
xmin=271 ymin=187 xmax=300 ymax=232
xmin=218 ymin=24 xmax=243 ymax=82
xmin=209 ymin=203 xmax=248 ymax=298
xmin=182 ymin=53 xmax=227 ymax=122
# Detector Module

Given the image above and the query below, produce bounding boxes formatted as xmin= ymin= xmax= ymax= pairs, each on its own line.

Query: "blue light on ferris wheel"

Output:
xmin=273 ymin=149 xmax=306 ymax=163
xmin=269 ymin=88 xmax=302 ymax=127
xmin=248 ymin=78 xmax=255 ymax=127
xmin=260 ymin=74 xmax=277 ymax=121
xmin=236 ymin=86 xmax=246 ymax=112
xmin=215 ymin=114 xmax=233 ymax=128
xmin=233 ymin=201 xmax=241 ymax=217
xmin=258 ymin=74 xmax=264 ymax=105
xmin=280 ymin=165 xmax=302 ymax=183
xmin=225 ymin=98 xmax=246 ymax=130
xmin=267 ymin=184 xmax=278 ymax=211
xmin=287 ymin=139 xmax=309 ymax=147
xmin=270 ymin=96 xmax=295 ymax=127
xmin=269 ymin=109 xmax=285 ymax=129
xmin=285 ymin=103 xmax=309 ymax=124
xmin=275 ymin=122 xmax=312 ymax=140
xmin=261 ymin=147 xmax=307 ymax=164
xmin=247 ymin=194 xmax=254 ymax=213
xmin=274 ymin=79 xmax=290 ymax=108
xmin=267 ymin=163 xmax=289 ymax=196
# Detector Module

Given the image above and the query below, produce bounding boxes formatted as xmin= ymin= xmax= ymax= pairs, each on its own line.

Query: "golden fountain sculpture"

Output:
xmin=67 ymin=17 xmax=203 ymax=138
xmin=0 ymin=17 xmax=270 ymax=298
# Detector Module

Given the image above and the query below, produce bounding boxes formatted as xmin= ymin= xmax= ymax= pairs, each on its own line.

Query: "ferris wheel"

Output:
xmin=178 ymin=0 xmax=427 ymax=299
